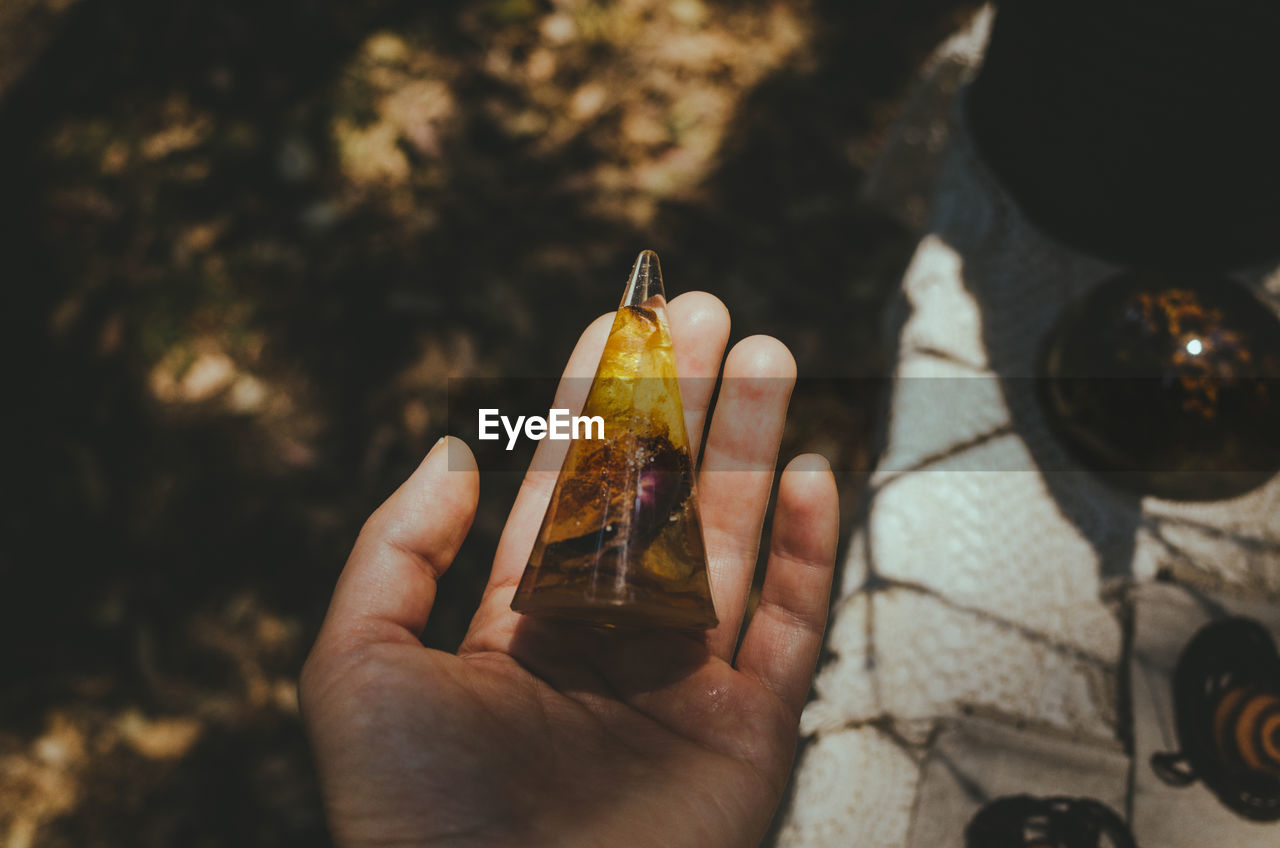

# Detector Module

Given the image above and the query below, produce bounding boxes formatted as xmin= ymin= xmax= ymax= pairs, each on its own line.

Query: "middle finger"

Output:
xmin=697 ymin=335 xmax=796 ymax=660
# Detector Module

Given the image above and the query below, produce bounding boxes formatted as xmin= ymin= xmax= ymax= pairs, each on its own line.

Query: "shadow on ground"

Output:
xmin=0 ymin=0 xmax=978 ymax=843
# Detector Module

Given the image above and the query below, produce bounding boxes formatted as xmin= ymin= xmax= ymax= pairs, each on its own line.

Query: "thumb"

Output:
xmin=319 ymin=436 xmax=479 ymax=645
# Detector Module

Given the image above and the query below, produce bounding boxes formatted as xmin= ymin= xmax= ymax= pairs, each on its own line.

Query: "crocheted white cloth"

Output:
xmin=775 ymin=12 xmax=1280 ymax=845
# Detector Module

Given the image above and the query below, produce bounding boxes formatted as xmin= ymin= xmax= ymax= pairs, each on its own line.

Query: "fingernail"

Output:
xmin=790 ymin=453 xmax=831 ymax=473
xmin=428 ymin=435 xmax=476 ymax=473
xmin=423 ymin=436 xmax=451 ymax=468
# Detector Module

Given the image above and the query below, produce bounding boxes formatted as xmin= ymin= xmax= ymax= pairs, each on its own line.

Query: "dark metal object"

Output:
xmin=964 ymin=795 xmax=1137 ymax=848
xmin=1040 ymin=270 xmax=1280 ymax=500
xmin=1152 ymin=617 xmax=1280 ymax=822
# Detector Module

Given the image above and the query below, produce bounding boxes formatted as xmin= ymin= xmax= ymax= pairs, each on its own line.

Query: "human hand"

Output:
xmin=299 ymin=292 xmax=839 ymax=847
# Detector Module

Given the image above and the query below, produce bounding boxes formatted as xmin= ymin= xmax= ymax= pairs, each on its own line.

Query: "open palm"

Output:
xmin=300 ymin=292 xmax=839 ymax=847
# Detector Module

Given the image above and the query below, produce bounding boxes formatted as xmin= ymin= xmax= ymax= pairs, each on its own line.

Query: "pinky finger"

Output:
xmin=735 ymin=454 xmax=839 ymax=718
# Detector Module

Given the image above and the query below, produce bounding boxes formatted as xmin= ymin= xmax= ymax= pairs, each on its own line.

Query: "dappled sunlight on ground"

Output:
xmin=0 ymin=0 xmax=979 ymax=842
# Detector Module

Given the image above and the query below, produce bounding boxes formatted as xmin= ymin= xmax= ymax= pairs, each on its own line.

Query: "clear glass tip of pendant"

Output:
xmin=510 ymin=250 xmax=717 ymax=630
xmin=621 ymin=249 xmax=666 ymax=308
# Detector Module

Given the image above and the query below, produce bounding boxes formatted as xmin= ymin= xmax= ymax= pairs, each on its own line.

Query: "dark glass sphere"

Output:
xmin=1041 ymin=271 xmax=1280 ymax=499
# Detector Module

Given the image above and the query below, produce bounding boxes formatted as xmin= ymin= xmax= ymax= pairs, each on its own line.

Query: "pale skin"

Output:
xmin=299 ymin=292 xmax=840 ymax=847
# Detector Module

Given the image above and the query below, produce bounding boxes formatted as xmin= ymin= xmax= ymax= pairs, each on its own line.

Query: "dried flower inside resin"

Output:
xmin=511 ymin=250 xmax=718 ymax=629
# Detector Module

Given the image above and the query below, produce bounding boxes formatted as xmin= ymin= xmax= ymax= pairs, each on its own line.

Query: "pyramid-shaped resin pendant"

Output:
xmin=511 ymin=250 xmax=718 ymax=629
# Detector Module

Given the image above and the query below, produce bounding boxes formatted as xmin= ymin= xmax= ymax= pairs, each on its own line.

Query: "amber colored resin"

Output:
xmin=510 ymin=251 xmax=718 ymax=629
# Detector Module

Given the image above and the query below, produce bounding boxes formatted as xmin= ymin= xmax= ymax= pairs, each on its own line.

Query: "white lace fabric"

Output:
xmin=777 ymin=37 xmax=1280 ymax=846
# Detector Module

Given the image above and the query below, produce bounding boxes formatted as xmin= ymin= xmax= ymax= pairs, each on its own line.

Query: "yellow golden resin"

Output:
xmin=511 ymin=250 xmax=718 ymax=629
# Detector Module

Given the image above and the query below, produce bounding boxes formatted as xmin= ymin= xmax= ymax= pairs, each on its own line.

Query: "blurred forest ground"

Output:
xmin=0 ymin=0 xmax=979 ymax=844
